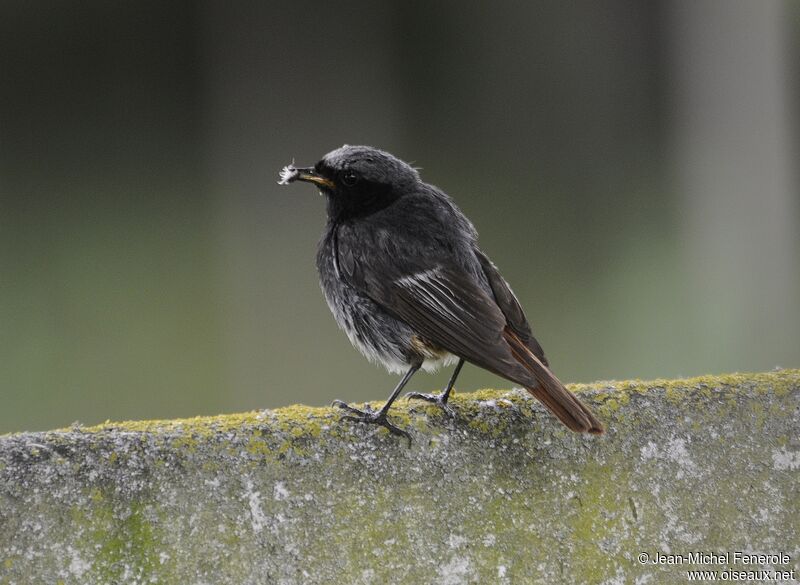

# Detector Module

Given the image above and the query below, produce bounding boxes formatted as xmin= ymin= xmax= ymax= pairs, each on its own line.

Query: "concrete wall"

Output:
xmin=1 ymin=370 xmax=798 ymax=584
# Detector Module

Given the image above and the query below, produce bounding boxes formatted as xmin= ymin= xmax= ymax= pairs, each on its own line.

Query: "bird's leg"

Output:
xmin=406 ymin=358 xmax=464 ymax=417
xmin=332 ymin=363 xmax=421 ymax=444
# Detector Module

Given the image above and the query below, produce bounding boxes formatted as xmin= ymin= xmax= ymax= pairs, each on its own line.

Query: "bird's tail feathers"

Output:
xmin=503 ymin=329 xmax=604 ymax=434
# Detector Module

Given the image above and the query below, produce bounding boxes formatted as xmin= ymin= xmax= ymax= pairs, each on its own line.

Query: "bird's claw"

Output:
xmin=405 ymin=391 xmax=456 ymax=418
xmin=331 ymin=399 xmax=374 ymax=416
xmin=332 ymin=400 xmax=411 ymax=445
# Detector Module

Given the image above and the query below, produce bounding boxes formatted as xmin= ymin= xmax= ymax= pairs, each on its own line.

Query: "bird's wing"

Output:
xmin=336 ymin=224 xmax=526 ymax=381
xmin=473 ymin=248 xmax=548 ymax=366
xmin=384 ymin=267 xmax=529 ymax=378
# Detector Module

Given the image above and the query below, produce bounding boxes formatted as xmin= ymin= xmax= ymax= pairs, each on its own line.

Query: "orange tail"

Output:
xmin=504 ymin=329 xmax=604 ymax=434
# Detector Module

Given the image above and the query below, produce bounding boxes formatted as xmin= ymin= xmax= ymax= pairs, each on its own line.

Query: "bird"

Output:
xmin=278 ymin=145 xmax=604 ymax=441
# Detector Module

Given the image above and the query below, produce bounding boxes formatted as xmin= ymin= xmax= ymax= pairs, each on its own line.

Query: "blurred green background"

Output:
xmin=2 ymin=1 xmax=798 ymax=433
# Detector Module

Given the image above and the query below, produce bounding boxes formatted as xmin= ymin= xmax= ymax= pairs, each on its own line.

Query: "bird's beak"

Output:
xmin=294 ymin=167 xmax=336 ymax=190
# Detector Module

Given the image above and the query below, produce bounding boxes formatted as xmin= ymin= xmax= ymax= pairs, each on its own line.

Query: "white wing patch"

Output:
xmin=397 ymin=268 xmax=471 ymax=328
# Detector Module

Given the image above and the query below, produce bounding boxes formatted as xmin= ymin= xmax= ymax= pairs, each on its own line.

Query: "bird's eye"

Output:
xmin=341 ymin=169 xmax=359 ymax=187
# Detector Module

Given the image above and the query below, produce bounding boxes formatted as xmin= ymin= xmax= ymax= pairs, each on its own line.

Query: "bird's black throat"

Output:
xmin=324 ymin=180 xmax=402 ymax=223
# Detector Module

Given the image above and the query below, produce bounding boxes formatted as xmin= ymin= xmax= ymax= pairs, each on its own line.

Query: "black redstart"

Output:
xmin=279 ymin=145 xmax=603 ymax=441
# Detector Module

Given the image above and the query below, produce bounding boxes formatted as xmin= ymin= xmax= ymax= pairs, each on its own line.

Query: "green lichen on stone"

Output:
xmin=1 ymin=369 xmax=798 ymax=584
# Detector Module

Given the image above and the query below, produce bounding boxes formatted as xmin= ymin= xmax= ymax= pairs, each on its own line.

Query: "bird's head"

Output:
xmin=278 ymin=145 xmax=420 ymax=221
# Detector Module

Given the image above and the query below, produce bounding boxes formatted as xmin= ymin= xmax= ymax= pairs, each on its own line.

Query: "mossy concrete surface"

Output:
xmin=1 ymin=370 xmax=799 ymax=584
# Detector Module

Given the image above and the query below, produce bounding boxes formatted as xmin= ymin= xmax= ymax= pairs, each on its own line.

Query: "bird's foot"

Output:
xmin=331 ymin=400 xmax=411 ymax=445
xmin=405 ymin=391 xmax=456 ymax=418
